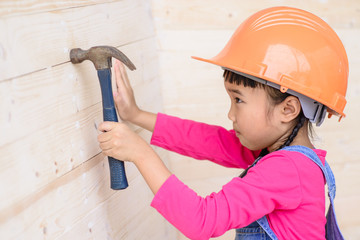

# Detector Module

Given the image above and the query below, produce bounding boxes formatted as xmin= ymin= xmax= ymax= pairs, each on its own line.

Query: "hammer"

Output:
xmin=69 ymin=46 xmax=136 ymax=190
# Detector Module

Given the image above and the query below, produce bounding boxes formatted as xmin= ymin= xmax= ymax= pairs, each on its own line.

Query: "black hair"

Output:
xmin=223 ymin=69 xmax=310 ymax=152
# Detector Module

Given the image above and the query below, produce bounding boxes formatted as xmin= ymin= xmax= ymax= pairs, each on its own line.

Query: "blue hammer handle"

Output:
xmin=98 ymin=69 xmax=128 ymax=190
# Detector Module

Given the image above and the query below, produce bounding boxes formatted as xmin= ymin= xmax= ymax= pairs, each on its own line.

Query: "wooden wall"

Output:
xmin=0 ymin=0 xmax=177 ymax=239
xmin=1 ymin=1 xmax=359 ymax=239
xmin=151 ymin=0 xmax=360 ymax=239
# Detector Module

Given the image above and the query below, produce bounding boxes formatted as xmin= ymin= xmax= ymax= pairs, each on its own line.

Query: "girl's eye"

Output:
xmin=235 ymin=97 xmax=242 ymax=103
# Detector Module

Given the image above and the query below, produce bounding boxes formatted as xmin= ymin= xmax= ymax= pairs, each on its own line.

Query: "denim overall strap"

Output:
xmin=256 ymin=216 xmax=279 ymax=240
xmin=282 ymin=146 xmax=336 ymax=199
xmin=282 ymin=146 xmax=345 ymax=240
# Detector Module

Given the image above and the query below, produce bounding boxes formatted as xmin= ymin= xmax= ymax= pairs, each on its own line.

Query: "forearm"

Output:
xmin=150 ymin=113 xmax=258 ymax=168
xmin=133 ymin=148 xmax=172 ymax=194
xmin=130 ymin=110 xmax=157 ymax=132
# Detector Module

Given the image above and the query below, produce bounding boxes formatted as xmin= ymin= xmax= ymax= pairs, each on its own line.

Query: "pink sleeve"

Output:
xmin=151 ymin=152 xmax=302 ymax=240
xmin=150 ymin=113 xmax=259 ymax=168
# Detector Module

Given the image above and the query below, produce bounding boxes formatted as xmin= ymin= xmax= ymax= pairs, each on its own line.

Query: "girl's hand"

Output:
xmin=113 ymin=59 xmax=140 ymax=122
xmin=97 ymin=121 xmax=152 ymax=163
xmin=97 ymin=121 xmax=172 ymax=194
xmin=113 ymin=59 xmax=157 ymax=132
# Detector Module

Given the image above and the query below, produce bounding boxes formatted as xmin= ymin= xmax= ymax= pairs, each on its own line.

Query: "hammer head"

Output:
xmin=69 ymin=46 xmax=136 ymax=71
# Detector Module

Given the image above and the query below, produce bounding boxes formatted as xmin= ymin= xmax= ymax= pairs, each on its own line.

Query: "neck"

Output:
xmin=268 ymin=122 xmax=313 ymax=152
xmin=289 ymin=124 xmax=314 ymax=149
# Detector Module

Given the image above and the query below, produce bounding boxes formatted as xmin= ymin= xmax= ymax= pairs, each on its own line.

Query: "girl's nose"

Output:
xmin=228 ymin=105 xmax=236 ymax=122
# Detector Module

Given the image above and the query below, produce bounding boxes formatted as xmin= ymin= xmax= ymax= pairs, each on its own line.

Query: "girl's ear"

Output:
xmin=280 ymin=96 xmax=301 ymax=123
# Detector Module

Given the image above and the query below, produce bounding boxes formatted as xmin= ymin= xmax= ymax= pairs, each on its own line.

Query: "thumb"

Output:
xmin=98 ymin=121 xmax=117 ymax=132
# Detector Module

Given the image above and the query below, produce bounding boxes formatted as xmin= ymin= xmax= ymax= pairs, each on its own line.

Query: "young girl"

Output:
xmin=98 ymin=7 xmax=347 ymax=240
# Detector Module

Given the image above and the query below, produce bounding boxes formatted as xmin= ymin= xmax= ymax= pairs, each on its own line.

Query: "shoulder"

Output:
xmin=258 ymin=147 xmax=327 ymax=168
xmin=252 ymin=147 xmax=326 ymax=191
xmin=248 ymin=150 xmax=303 ymax=184
xmin=246 ymin=148 xmax=323 ymax=190
xmin=255 ymin=149 xmax=305 ymax=171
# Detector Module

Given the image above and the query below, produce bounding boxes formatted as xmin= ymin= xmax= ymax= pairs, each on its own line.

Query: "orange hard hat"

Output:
xmin=193 ymin=6 xmax=348 ymax=122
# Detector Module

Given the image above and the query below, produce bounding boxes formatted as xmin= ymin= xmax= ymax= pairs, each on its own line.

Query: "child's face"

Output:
xmin=224 ymin=81 xmax=284 ymax=151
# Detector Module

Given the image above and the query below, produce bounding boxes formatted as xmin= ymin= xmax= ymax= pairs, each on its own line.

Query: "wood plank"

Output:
xmin=0 ymin=36 xmax=162 ymax=215
xmin=55 ymin=164 xmax=177 ymax=240
xmin=0 ymin=138 xmax=172 ymax=239
xmin=0 ymin=0 xmax=116 ymax=18
xmin=151 ymin=0 xmax=360 ymax=30
xmin=0 ymin=66 xmax=162 ymax=214
xmin=0 ymin=153 xmax=112 ymax=238
xmin=0 ymin=0 xmax=155 ymax=81
xmin=0 ymin=37 xmax=160 ymax=147
xmin=0 ymin=133 xmax=173 ymax=239
xmin=0 ymin=103 xmax=102 ymax=212
xmin=0 ymin=77 xmax=161 ymax=224
xmin=0 ymin=1 xmax=174 ymax=239
xmin=156 ymin=29 xmax=232 ymax=126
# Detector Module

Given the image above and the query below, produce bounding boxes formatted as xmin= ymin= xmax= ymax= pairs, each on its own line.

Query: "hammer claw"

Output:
xmin=109 ymin=47 xmax=136 ymax=71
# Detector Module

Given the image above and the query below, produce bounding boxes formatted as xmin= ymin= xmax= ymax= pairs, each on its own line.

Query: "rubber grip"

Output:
xmin=98 ymin=69 xmax=128 ymax=190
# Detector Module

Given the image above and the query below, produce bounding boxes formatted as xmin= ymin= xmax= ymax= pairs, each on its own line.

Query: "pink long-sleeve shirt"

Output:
xmin=150 ymin=113 xmax=326 ymax=240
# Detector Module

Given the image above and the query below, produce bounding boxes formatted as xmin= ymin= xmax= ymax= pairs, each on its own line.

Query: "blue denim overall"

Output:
xmin=235 ymin=146 xmax=344 ymax=240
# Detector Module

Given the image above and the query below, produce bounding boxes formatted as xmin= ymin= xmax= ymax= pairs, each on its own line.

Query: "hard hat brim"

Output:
xmin=191 ymin=55 xmax=345 ymax=121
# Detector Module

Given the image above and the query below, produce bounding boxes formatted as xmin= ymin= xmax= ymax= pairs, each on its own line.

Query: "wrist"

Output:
xmin=126 ymin=107 xmax=142 ymax=124
xmin=131 ymin=108 xmax=143 ymax=123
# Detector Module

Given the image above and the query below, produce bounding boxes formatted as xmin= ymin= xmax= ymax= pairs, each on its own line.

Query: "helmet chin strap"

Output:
xmin=223 ymin=68 xmax=327 ymax=126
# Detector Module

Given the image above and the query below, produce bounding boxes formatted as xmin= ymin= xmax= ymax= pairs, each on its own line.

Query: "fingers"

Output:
xmin=99 ymin=141 xmax=112 ymax=151
xmin=114 ymin=60 xmax=127 ymax=94
xmin=114 ymin=59 xmax=131 ymax=88
xmin=97 ymin=122 xmax=118 ymax=145
xmin=100 ymin=141 xmax=117 ymax=158
xmin=118 ymin=60 xmax=131 ymax=89
xmin=98 ymin=121 xmax=117 ymax=133
xmin=97 ymin=122 xmax=121 ymax=157
xmin=97 ymin=122 xmax=137 ymax=161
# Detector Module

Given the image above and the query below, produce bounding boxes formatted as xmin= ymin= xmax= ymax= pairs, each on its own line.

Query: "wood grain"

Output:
xmin=151 ymin=0 xmax=360 ymax=30
xmin=0 ymin=0 xmax=116 ymax=18
xmin=0 ymin=1 xmax=172 ymax=238
xmin=0 ymin=38 xmax=162 ymax=214
xmin=0 ymin=143 xmax=173 ymax=239
xmin=0 ymin=37 xmax=160 ymax=146
xmin=0 ymin=0 xmax=155 ymax=81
